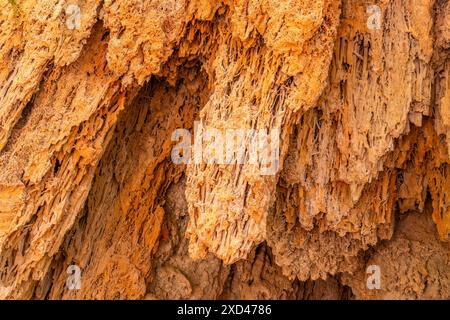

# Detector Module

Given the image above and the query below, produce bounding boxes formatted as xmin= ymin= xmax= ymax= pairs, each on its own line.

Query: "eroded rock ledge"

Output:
xmin=0 ymin=0 xmax=448 ymax=299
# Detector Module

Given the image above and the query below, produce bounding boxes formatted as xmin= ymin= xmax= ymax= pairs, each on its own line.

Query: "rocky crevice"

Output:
xmin=0 ymin=0 xmax=448 ymax=299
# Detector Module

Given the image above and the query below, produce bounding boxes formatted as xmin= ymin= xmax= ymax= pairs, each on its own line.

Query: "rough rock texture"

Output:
xmin=0 ymin=0 xmax=448 ymax=299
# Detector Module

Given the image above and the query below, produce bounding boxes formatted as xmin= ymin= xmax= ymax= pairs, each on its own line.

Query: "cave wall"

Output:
xmin=0 ymin=0 xmax=448 ymax=299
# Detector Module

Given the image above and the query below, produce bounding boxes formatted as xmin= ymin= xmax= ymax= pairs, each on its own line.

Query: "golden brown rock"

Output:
xmin=0 ymin=0 xmax=448 ymax=299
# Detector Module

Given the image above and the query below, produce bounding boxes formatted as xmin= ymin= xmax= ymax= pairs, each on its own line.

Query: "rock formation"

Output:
xmin=0 ymin=0 xmax=448 ymax=299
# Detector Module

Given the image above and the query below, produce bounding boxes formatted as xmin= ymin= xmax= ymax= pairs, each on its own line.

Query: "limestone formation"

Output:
xmin=0 ymin=0 xmax=448 ymax=299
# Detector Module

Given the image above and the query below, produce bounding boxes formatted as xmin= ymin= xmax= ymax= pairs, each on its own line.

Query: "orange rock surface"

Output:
xmin=0 ymin=0 xmax=448 ymax=299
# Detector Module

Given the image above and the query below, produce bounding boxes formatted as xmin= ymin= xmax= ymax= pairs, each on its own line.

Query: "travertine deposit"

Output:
xmin=0 ymin=0 xmax=448 ymax=299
